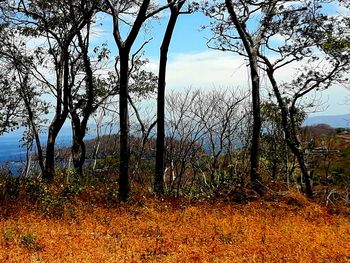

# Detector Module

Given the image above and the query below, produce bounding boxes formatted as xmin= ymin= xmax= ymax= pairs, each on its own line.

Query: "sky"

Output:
xmin=89 ymin=2 xmax=350 ymax=118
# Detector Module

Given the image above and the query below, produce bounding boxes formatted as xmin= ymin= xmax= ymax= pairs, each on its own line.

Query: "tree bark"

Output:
xmin=68 ymin=29 xmax=94 ymax=177
xmin=225 ymin=0 xmax=263 ymax=195
xmin=155 ymin=2 xmax=184 ymax=196
xmin=264 ymin=60 xmax=313 ymax=197
xmin=118 ymin=50 xmax=130 ymax=201
xmin=44 ymin=47 xmax=69 ymax=181
xmin=70 ymin=112 xmax=86 ymax=176
xmin=249 ymin=53 xmax=262 ymax=193
xmin=45 ymin=121 xmax=64 ymax=181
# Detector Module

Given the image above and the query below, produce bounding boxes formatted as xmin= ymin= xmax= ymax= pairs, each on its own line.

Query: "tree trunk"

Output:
xmin=44 ymin=48 xmax=70 ymax=181
xmin=68 ymin=29 xmax=94 ymax=177
xmin=44 ymin=116 xmax=68 ymax=181
xmin=224 ymin=1 xmax=263 ymax=195
xmin=22 ymin=93 xmax=45 ymax=176
xmin=265 ymin=64 xmax=313 ymax=197
xmin=71 ymin=114 xmax=86 ymax=176
xmin=119 ymin=50 xmax=130 ymax=201
xmin=44 ymin=126 xmax=58 ymax=181
xmin=155 ymin=5 xmax=182 ymax=196
xmin=249 ymin=54 xmax=263 ymax=195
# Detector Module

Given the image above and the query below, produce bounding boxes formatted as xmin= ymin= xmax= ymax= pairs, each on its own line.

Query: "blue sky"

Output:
xmin=89 ymin=3 xmax=350 ymax=117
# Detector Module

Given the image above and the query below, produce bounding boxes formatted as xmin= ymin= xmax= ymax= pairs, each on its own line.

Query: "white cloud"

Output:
xmin=148 ymin=50 xmax=251 ymax=92
xmin=147 ymin=50 xmax=350 ymax=116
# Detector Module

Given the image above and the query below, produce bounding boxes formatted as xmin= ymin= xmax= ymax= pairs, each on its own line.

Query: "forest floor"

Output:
xmin=0 ymin=191 xmax=350 ymax=263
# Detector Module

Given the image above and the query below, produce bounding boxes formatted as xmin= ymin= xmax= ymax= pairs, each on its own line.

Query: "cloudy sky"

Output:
xmin=91 ymin=3 xmax=350 ymax=117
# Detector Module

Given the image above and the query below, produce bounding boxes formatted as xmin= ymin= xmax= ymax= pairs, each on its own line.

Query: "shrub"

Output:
xmin=20 ymin=232 xmax=42 ymax=251
xmin=2 ymin=176 xmax=20 ymax=200
xmin=2 ymin=227 xmax=16 ymax=243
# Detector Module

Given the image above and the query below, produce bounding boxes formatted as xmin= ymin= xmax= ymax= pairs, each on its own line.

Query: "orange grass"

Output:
xmin=1 ymin=195 xmax=350 ymax=262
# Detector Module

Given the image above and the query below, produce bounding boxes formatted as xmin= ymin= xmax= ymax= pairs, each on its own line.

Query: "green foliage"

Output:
xmin=322 ymin=35 xmax=350 ymax=55
xmin=339 ymin=147 xmax=350 ymax=157
xmin=330 ymin=166 xmax=349 ymax=185
xmin=20 ymin=232 xmax=42 ymax=251
xmin=62 ymin=172 xmax=82 ymax=198
xmin=106 ymin=185 xmax=119 ymax=203
xmin=23 ymin=177 xmax=47 ymax=201
xmin=22 ymin=174 xmax=80 ymax=217
xmin=215 ymin=170 xmax=231 ymax=186
xmin=95 ymin=154 xmax=119 ymax=171
xmin=3 ymin=227 xmax=16 ymax=243
xmin=0 ymin=176 xmax=20 ymax=200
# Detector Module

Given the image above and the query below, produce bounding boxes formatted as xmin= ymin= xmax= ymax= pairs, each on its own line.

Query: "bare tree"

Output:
xmin=192 ymin=89 xmax=246 ymax=184
xmin=165 ymin=89 xmax=206 ymax=195
xmin=164 ymin=88 xmax=247 ymax=195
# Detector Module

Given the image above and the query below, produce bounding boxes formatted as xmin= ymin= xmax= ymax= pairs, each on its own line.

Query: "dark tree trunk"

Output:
xmin=68 ymin=30 xmax=94 ymax=177
xmin=44 ymin=123 xmax=61 ymax=181
xmin=118 ymin=50 xmax=130 ymax=201
xmin=249 ymin=55 xmax=262 ymax=194
xmin=44 ymin=48 xmax=70 ymax=181
xmin=71 ymin=113 xmax=86 ymax=176
xmin=265 ymin=63 xmax=313 ymax=197
xmin=108 ymin=0 xmax=155 ymax=200
xmin=155 ymin=2 xmax=183 ymax=196
xmin=225 ymin=0 xmax=263 ymax=195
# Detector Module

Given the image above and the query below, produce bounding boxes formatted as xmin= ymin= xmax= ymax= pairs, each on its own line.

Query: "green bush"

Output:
xmin=3 ymin=176 xmax=20 ymax=200
xmin=3 ymin=227 xmax=16 ymax=243
xmin=20 ymin=232 xmax=42 ymax=251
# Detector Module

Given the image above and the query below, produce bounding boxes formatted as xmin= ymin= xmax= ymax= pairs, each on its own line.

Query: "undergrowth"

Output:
xmin=0 ymin=171 xmax=350 ymax=262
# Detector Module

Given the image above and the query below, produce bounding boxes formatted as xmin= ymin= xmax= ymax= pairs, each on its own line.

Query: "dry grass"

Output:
xmin=1 ymin=192 xmax=350 ymax=262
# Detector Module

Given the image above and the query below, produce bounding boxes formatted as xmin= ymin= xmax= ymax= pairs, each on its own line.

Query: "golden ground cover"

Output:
xmin=1 ymin=194 xmax=350 ymax=262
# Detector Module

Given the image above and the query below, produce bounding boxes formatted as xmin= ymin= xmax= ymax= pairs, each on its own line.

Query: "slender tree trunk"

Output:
xmin=224 ymin=1 xmax=263 ymax=195
xmin=71 ymin=114 xmax=85 ymax=176
xmin=119 ymin=50 xmax=130 ymax=201
xmin=264 ymin=64 xmax=313 ymax=197
xmin=22 ymin=93 xmax=45 ymax=175
xmin=68 ymin=29 xmax=94 ymax=177
xmin=23 ymin=139 xmax=33 ymax=177
xmin=44 ymin=48 xmax=70 ymax=181
xmin=45 ymin=125 xmax=59 ymax=181
xmin=44 ymin=118 xmax=67 ymax=181
xmin=249 ymin=54 xmax=263 ymax=195
xmin=155 ymin=9 xmax=181 ymax=196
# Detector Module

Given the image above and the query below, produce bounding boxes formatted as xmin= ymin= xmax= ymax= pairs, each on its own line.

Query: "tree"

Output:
xmin=13 ymin=0 xmax=100 ymax=181
xmin=256 ymin=0 xmax=350 ymax=197
xmin=204 ymin=0 xmax=350 ymax=197
xmin=104 ymin=0 xmax=177 ymax=200
xmin=164 ymin=89 xmax=206 ymax=195
xmin=0 ymin=12 xmax=24 ymax=135
xmin=193 ymin=89 xmax=246 ymax=184
xmin=68 ymin=31 xmax=115 ymax=176
xmin=154 ymin=0 xmax=187 ymax=196
xmin=204 ymin=0 xmax=279 ymax=195
xmin=0 ymin=23 xmax=48 ymax=175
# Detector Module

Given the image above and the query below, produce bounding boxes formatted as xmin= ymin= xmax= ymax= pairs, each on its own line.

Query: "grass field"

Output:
xmin=1 ymin=191 xmax=350 ymax=262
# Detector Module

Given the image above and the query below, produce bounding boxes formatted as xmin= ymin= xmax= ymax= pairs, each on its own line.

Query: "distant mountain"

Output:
xmin=304 ymin=114 xmax=350 ymax=128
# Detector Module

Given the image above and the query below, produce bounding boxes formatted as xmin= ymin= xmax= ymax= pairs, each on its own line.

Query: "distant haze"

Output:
xmin=304 ymin=114 xmax=350 ymax=128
